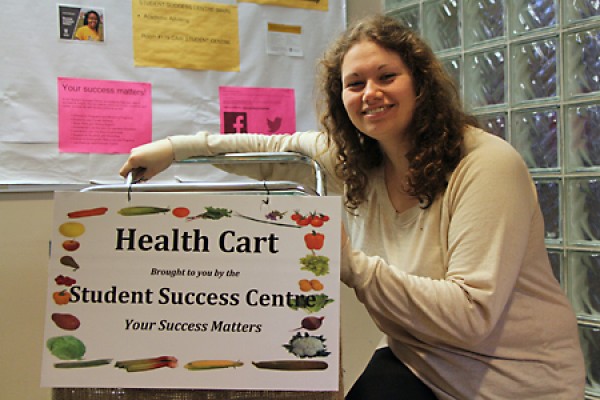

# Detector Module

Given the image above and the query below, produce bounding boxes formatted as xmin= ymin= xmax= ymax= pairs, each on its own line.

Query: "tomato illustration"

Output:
xmin=62 ymin=240 xmax=80 ymax=251
xmin=310 ymin=216 xmax=324 ymax=227
xmin=172 ymin=207 xmax=190 ymax=218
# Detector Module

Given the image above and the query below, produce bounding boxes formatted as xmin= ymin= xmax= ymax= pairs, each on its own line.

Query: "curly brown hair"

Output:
xmin=317 ymin=14 xmax=479 ymax=209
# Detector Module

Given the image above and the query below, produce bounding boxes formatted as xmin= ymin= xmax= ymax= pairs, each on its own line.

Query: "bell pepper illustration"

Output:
xmin=53 ymin=290 xmax=72 ymax=305
xmin=304 ymin=231 xmax=325 ymax=252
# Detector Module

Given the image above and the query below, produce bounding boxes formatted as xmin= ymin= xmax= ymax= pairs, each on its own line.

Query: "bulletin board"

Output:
xmin=0 ymin=0 xmax=346 ymax=188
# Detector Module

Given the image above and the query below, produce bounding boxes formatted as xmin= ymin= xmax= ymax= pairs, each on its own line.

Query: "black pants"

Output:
xmin=345 ymin=347 xmax=438 ymax=400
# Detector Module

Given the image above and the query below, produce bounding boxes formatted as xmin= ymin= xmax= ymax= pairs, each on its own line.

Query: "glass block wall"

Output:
xmin=383 ymin=0 xmax=600 ymax=398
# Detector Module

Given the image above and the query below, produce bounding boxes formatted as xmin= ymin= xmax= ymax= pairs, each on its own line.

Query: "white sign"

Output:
xmin=266 ymin=22 xmax=303 ymax=57
xmin=42 ymin=191 xmax=341 ymax=391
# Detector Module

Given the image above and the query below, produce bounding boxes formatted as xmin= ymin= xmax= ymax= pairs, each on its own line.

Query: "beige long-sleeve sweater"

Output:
xmin=169 ymin=127 xmax=585 ymax=399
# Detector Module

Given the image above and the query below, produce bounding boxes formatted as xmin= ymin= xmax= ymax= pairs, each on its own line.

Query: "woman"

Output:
xmin=120 ymin=15 xmax=585 ymax=399
xmin=74 ymin=10 xmax=102 ymax=41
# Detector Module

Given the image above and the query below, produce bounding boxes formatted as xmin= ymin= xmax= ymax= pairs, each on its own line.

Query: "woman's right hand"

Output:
xmin=119 ymin=138 xmax=175 ymax=180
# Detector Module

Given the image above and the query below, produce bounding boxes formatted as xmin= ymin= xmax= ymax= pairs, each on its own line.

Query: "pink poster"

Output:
xmin=58 ymin=77 xmax=152 ymax=154
xmin=219 ymin=86 xmax=295 ymax=135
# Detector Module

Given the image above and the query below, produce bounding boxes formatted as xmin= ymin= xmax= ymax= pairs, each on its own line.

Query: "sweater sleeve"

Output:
xmin=342 ymin=136 xmax=541 ymax=348
xmin=168 ymin=131 xmax=344 ymax=194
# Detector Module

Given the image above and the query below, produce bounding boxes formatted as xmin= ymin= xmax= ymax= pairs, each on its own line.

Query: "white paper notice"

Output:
xmin=41 ymin=191 xmax=341 ymax=391
xmin=266 ymin=23 xmax=303 ymax=57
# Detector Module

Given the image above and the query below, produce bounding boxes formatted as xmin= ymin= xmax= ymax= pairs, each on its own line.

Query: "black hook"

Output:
xmin=262 ymin=181 xmax=270 ymax=206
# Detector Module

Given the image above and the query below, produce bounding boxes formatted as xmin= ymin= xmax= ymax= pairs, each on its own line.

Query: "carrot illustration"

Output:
xmin=67 ymin=207 xmax=108 ymax=218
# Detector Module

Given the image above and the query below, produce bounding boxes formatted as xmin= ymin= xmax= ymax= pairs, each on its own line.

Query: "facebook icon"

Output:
xmin=223 ymin=112 xmax=248 ymax=133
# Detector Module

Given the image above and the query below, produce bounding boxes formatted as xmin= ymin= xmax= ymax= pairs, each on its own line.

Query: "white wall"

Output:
xmin=0 ymin=1 xmax=383 ymax=398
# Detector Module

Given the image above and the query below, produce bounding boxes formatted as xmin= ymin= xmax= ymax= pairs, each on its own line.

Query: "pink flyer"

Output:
xmin=219 ymin=86 xmax=295 ymax=135
xmin=58 ymin=77 xmax=152 ymax=154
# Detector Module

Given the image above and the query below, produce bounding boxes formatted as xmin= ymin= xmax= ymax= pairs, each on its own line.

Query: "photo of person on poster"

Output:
xmin=74 ymin=9 xmax=103 ymax=41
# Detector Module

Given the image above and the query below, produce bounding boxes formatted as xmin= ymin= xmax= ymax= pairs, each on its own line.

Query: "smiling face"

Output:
xmin=86 ymin=12 xmax=99 ymax=29
xmin=341 ymin=40 xmax=417 ymax=151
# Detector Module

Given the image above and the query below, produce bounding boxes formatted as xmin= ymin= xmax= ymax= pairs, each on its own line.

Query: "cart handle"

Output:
xmin=179 ymin=152 xmax=326 ymax=196
xmin=83 ymin=152 xmax=327 ymax=197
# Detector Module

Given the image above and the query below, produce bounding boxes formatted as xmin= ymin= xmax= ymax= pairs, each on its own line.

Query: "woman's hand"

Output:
xmin=119 ymin=139 xmax=175 ymax=180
